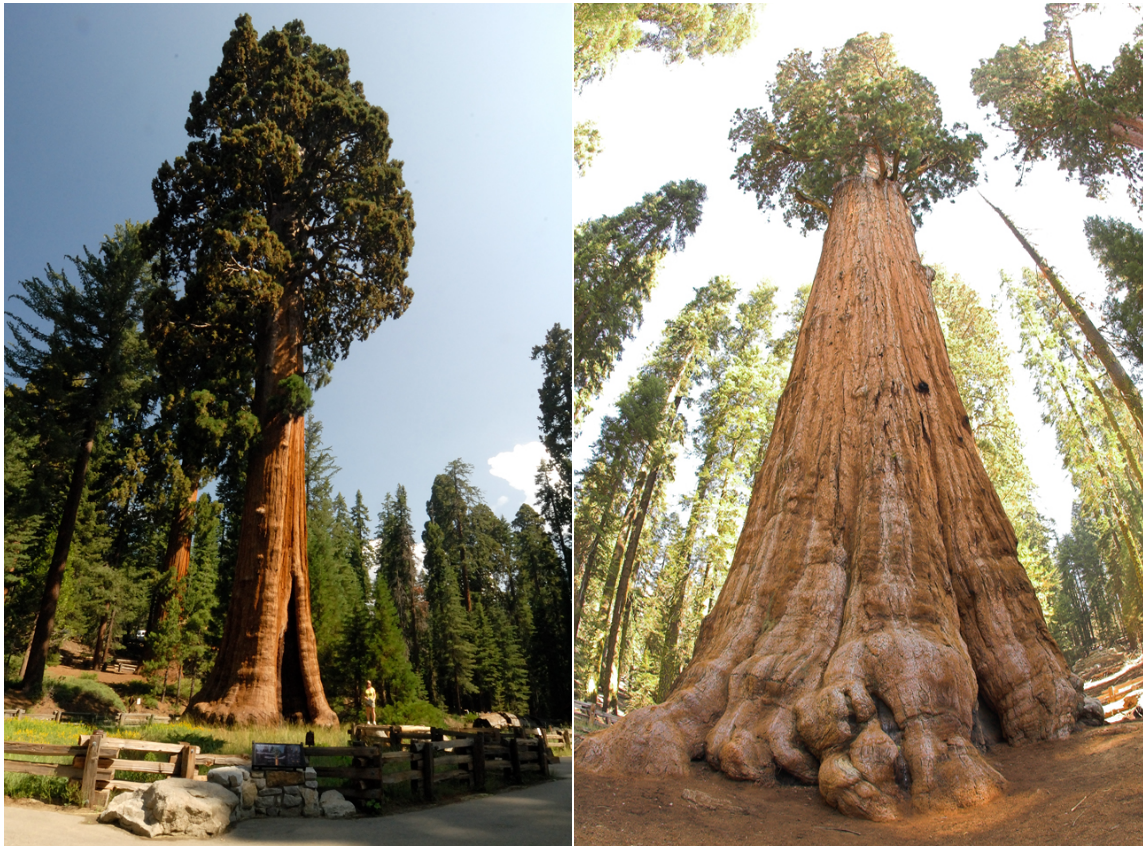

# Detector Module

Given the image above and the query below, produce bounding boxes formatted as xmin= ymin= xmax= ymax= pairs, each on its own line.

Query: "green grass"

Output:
xmin=3 ymin=719 xmax=90 ymax=804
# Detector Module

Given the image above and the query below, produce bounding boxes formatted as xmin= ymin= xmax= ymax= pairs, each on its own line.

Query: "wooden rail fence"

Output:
xmin=5 ymin=723 xmax=560 ymax=810
xmin=4 ymin=708 xmax=177 ymax=726
xmin=341 ymin=725 xmax=552 ymax=802
xmin=3 ymin=730 xmax=210 ymax=807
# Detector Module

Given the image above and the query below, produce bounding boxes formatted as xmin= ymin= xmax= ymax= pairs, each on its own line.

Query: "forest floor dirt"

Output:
xmin=4 ymin=640 xmax=181 ymax=718
xmin=574 ymin=720 xmax=1142 ymax=845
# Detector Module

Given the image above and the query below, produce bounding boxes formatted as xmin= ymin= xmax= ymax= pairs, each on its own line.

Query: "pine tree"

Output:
xmin=377 ymin=485 xmax=423 ymax=674
xmin=422 ymin=521 xmax=476 ymax=712
xmin=532 ymin=324 xmax=573 ymax=578
xmin=5 ymin=222 xmax=157 ymax=693
xmin=574 ymin=180 xmax=707 ymax=425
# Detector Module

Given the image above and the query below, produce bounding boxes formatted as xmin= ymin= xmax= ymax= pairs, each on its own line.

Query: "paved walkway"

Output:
xmin=4 ymin=761 xmax=572 ymax=846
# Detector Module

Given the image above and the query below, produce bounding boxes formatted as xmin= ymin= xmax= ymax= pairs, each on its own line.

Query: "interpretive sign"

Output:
xmin=251 ymin=742 xmax=305 ymax=769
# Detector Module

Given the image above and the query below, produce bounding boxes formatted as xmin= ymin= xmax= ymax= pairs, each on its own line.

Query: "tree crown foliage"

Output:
xmin=1084 ymin=216 xmax=1143 ymax=369
xmin=7 ymin=222 xmax=157 ymax=432
xmin=149 ymin=14 xmax=416 ymax=365
xmin=574 ymin=3 xmax=757 ymax=90
xmin=730 ymin=33 xmax=986 ymax=231
xmin=574 ymin=179 xmax=707 ymax=421
xmin=970 ymin=4 xmax=1143 ymax=208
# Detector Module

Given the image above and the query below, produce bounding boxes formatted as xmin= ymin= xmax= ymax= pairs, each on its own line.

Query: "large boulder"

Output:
xmin=319 ymin=789 xmax=357 ymax=819
xmin=98 ymin=778 xmax=238 ymax=838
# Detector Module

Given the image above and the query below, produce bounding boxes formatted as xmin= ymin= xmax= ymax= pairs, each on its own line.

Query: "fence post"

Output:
xmin=471 ymin=733 xmax=486 ymax=792
xmin=176 ymin=742 xmax=198 ymax=779
xmin=507 ymin=734 xmax=522 ymax=784
xmin=80 ymin=730 xmax=104 ymax=807
xmin=563 ymin=729 xmax=571 ymax=750
xmin=538 ymin=734 xmax=550 ymax=778
xmin=420 ymin=740 xmax=435 ymax=802
xmin=409 ymin=739 xmax=420 ymax=799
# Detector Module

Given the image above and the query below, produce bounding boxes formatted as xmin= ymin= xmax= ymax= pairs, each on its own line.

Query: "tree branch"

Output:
xmin=793 ymin=188 xmax=831 ymax=218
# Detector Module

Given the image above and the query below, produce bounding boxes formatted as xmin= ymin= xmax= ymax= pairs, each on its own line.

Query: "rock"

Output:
xmin=304 ymin=767 xmax=317 ymax=782
xmin=99 ymin=789 xmax=157 ymax=838
xmin=301 ymin=787 xmax=320 ymax=817
xmin=1079 ymin=696 xmax=1106 ymax=726
xmin=98 ymin=778 xmax=238 ymax=839
xmin=241 ymin=779 xmax=258 ymax=808
xmin=282 ymin=791 xmax=303 ymax=807
xmin=320 ymin=789 xmax=357 ymax=819
xmin=207 ymin=765 xmax=248 ymax=789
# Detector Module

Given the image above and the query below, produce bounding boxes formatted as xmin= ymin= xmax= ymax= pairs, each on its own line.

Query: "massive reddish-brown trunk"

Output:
xmin=185 ymin=276 xmax=337 ymax=726
xmin=577 ymin=175 xmax=1088 ymax=820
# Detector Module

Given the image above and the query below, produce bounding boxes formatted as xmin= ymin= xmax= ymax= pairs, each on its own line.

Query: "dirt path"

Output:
xmin=574 ymin=722 xmax=1142 ymax=845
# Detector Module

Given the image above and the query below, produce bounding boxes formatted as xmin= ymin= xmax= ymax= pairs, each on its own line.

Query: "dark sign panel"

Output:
xmin=251 ymin=742 xmax=306 ymax=769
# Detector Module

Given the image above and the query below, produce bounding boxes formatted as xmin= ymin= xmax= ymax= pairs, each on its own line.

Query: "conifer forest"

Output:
xmin=4 ymin=8 xmax=571 ymax=731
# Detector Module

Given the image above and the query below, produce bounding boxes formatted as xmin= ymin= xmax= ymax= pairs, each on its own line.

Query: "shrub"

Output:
xmin=47 ymin=676 xmax=126 ymax=715
xmin=376 ymin=699 xmax=446 ymax=727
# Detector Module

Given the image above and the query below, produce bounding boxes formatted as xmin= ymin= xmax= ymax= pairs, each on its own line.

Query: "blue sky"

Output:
xmin=5 ymin=4 xmax=572 ymax=537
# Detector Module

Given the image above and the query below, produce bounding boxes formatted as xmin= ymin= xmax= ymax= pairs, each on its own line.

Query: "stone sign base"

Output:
xmin=206 ymin=764 xmax=354 ymax=818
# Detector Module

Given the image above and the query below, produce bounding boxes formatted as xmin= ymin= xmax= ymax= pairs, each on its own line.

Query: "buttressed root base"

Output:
xmin=576 ymin=176 xmax=1087 ymax=822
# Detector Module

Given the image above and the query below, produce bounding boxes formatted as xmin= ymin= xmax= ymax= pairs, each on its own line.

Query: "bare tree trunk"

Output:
xmin=90 ymin=606 xmax=110 ymax=671
xmin=97 ymin=608 xmax=117 ymax=670
xmin=578 ymin=175 xmax=1085 ymax=821
xmin=22 ymin=418 xmax=98 ymax=694
xmin=983 ymin=194 xmax=1142 ymax=435
xmin=600 ymin=453 xmax=663 ymax=712
xmin=185 ymin=275 xmax=337 ymax=727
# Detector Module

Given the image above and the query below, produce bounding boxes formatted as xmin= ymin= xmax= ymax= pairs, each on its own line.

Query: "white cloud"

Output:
xmin=488 ymin=441 xmax=548 ymax=511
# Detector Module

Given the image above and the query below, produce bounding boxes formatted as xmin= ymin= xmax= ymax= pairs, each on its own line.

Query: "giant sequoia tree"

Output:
xmin=578 ymin=33 xmax=1095 ymax=821
xmin=971 ymin=4 xmax=1142 ymax=206
xmin=149 ymin=16 xmax=415 ymax=725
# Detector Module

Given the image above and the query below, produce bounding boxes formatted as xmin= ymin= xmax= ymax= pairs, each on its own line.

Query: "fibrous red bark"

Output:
xmin=577 ymin=174 xmax=1087 ymax=820
xmin=185 ymin=278 xmax=337 ymax=727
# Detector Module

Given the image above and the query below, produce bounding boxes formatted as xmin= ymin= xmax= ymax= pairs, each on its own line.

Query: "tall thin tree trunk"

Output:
xmin=185 ymin=275 xmax=336 ymax=726
xmin=580 ymin=175 xmax=1086 ymax=821
xmin=22 ymin=418 xmax=98 ymax=694
xmin=97 ymin=607 xmax=117 ymax=670
xmin=983 ymin=195 xmax=1142 ymax=435
xmin=1039 ymin=291 xmax=1143 ymax=490
xmin=655 ymin=450 xmax=717 ymax=702
xmin=600 ymin=451 xmax=663 ymax=713
xmin=91 ymin=609 xmax=109 ymax=671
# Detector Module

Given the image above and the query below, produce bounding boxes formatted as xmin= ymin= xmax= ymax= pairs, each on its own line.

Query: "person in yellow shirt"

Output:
xmin=364 ymin=680 xmax=377 ymax=725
